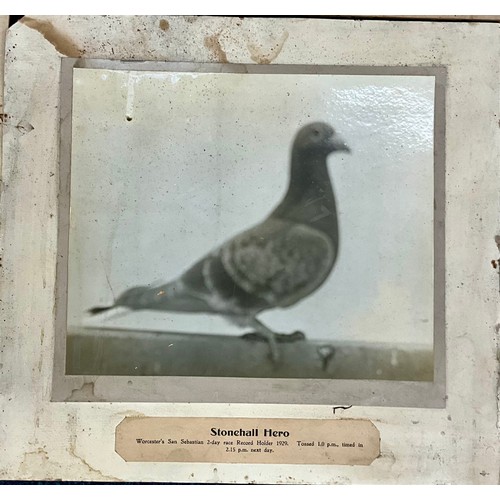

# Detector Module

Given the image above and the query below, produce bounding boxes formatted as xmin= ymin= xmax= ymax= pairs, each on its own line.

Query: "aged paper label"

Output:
xmin=115 ymin=417 xmax=380 ymax=465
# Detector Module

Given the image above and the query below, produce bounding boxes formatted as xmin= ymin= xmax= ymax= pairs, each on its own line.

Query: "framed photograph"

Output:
xmin=54 ymin=59 xmax=445 ymax=407
xmin=1 ymin=15 xmax=498 ymax=484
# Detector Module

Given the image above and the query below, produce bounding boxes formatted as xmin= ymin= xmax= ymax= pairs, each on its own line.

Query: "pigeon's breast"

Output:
xmin=220 ymin=218 xmax=336 ymax=308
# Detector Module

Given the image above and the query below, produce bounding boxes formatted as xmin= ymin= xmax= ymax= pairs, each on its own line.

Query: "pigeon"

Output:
xmin=90 ymin=122 xmax=350 ymax=362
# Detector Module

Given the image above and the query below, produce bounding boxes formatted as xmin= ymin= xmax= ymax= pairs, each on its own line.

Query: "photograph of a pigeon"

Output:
xmin=67 ymin=69 xmax=436 ymax=382
xmin=89 ymin=122 xmax=350 ymax=362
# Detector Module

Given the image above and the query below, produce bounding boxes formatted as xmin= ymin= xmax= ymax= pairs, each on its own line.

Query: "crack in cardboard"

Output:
xmin=23 ymin=447 xmax=49 ymax=462
xmin=67 ymin=414 xmax=122 ymax=482
xmin=495 ymin=236 xmax=500 ymax=436
xmin=66 ymin=382 xmax=104 ymax=402
xmin=67 ymin=441 xmax=121 ymax=482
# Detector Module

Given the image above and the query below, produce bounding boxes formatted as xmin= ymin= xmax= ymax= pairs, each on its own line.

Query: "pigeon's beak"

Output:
xmin=328 ymin=133 xmax=351 ymax=154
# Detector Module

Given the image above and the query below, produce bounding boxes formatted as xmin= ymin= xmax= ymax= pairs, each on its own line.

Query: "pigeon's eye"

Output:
xmin=312 ymin=129 xmax=321 ymax=137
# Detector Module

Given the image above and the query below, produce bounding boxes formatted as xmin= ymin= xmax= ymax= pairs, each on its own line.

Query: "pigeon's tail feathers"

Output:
xmin=148 ymin=279 xmax=214 ymax=313
xmin=87 ymin=305 xmax=136 ymax=322
xmin=88 ymin=305 xmax=114 ymax=315
xmin=87 ymin=273 xmax=215 ymax=316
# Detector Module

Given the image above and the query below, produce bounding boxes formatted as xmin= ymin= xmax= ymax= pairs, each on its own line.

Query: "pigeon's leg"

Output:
xmin=247 ymin=318 xmax=280 ymax=363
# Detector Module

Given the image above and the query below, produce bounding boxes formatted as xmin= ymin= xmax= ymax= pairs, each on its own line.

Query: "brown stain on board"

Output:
xmin=21 ymin=17 xmax=83 ymax=58
xmin=204 ymin=33 xmax=228 ymax=63
xmin=247 ymin=31 xmax=289 ymax=64
xmin=159 ymin=19 xmax=170 ymax=31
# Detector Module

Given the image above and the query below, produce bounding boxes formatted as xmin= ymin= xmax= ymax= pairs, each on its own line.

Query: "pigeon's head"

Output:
xmin=294 ymin=122 xmax=350 ymax=156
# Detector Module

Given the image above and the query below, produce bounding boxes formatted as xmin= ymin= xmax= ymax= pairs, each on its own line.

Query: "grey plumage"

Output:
xmin=90 ymin=122 xmax=350 ymax=361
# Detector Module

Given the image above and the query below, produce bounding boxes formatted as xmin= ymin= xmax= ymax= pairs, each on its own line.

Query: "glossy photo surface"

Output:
xmin=66 ymin=66 xmax=436 ymax=380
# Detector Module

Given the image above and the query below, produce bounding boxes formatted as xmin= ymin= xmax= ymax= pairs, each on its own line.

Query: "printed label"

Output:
xmin=115 ymin=417 xmax=380 ymax=465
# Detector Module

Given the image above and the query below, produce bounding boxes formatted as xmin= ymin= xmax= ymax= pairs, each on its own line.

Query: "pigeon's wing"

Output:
xmin=220 ymin=218 xmax=336 ymax=308
xmin=178 ymin=247 xmax=271 ymax=315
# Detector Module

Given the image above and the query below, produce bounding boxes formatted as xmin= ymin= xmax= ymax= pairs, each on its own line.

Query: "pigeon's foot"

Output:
xmin=242 ymin=330 xmax=306 ymax=343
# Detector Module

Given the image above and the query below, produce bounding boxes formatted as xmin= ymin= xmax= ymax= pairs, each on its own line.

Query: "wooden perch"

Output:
xmin=66 ymin=327 xmax=433 ymax=381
